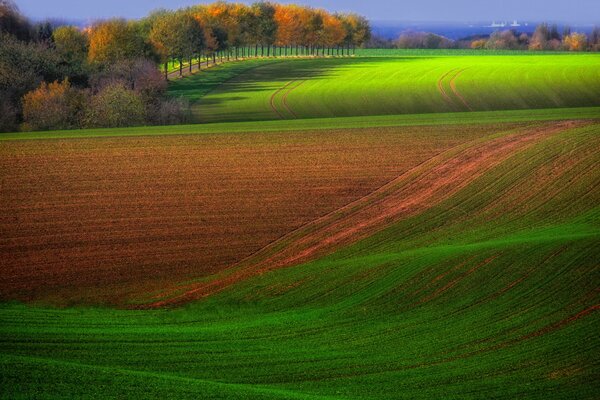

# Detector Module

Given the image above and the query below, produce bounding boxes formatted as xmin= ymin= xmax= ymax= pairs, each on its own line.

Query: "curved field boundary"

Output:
xmin=143 ymin=121 xmax=587 ymax=308
xmin=450 ymin=69 xmax=474 ymax=111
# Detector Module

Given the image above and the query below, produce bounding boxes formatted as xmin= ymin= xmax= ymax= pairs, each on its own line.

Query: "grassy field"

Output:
xmin=168 ymin=54 xmax=600 ymax=123
xmin=1 ymin=115 xmax=599 ymax=398
xmin=1 ymin=49 xmax=599 ymax=398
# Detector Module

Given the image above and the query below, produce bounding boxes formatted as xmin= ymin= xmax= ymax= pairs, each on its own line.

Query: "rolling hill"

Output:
xmin=1 ymin=110 xmax=598 ymax=398
xmin=168 ymin=54 xmax=600 ymax=123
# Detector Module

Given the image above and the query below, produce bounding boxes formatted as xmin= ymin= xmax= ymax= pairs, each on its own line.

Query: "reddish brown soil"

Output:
xmin=0 ymin=125 xmax=488 ymax=305
xmin=148 ymin=121 xmax=584 ymax=307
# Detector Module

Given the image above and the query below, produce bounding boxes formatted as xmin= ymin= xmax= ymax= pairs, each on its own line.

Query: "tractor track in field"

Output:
xmin=437 ymin=68 xmax=458 ymax=108
xmin=269 ymin=81 xmax=293 ymax=118
xmin=269 ymin=79 xmax=305 ymax=119
xmin=282 ymin=80 xmax=306 ymax=118
xmin=437 ymin=68 xmax=472 ymax=111
xmin=449 ymin=69 xmax=473 ymax=111
xmin=142 ymin=121 xmax=588 ymax=308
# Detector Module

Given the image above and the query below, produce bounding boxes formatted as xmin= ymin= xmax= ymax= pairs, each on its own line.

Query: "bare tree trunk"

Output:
xmin=179 ymin=58 xmax=183 ymax=76
xmin=164 ymin=62 xmax=168 ymax=81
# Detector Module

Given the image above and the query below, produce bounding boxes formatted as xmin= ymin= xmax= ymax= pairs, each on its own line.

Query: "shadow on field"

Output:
xmin=183 ymin=57 xmax=431 ymax=105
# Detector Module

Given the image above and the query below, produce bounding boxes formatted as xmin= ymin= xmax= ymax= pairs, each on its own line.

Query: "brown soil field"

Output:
xmin=0 ymin=125 xmax=500 ymax=306
xmin=148 ymin=122 xmax=582 ymax=307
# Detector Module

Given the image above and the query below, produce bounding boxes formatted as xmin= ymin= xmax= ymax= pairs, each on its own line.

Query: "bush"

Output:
xmin=90 ymin=58 xmax=166 ymax=97
xmin=85 ymin=83 xmax=146 ymax=128
xmin=22 ymin=79 xmax=86 ymax=131
xmin=153 ymin=97 xmax=191 ymax=126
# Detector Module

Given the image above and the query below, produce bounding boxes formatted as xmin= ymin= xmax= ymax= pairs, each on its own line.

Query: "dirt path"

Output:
xmin=143 ymin=121 xmax=586 ymax=308
xmin=449 ymin=69 xmax=473 ymax=111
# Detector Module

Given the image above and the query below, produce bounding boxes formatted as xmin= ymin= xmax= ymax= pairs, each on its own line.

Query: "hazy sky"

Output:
xmin=16 ymin=0 xmax=600 ymax=23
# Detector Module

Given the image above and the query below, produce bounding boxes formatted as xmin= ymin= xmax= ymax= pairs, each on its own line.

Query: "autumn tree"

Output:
xmin=22 ymin=79 xmax=87 ymax=130
xmin=275 ymin=4 xmax=308 ymax=56
xmin=321 ymin=11 xmax=345 ymax=55
xmin=563 ymin=33 xmax=588 ymax=51
xmin=88 ymin=19 xmax=147 ymax=65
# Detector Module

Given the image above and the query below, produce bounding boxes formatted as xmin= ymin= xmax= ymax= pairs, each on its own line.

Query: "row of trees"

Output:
xmin=96 ymin=2 xmax=372 ymax=78
xmin=0 ymin=1 xmax=371 ymax=132
xmin=78 ymin=3 xmax=370 ymax=79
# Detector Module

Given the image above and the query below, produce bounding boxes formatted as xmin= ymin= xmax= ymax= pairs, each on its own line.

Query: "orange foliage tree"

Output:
xmin=22 ymin=79 xmax=86 ymax=130
xmin=88 ymin=19 xmax=146 ymax=64
xmin=563 ymin=33 xmax=588 ymax=51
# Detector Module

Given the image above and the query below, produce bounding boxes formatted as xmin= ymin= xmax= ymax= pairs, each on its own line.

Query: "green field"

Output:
xmin=1 ymin=51 xmax=600 ymax=399
xmin=168 ymin=54 xmax=600 ymax=123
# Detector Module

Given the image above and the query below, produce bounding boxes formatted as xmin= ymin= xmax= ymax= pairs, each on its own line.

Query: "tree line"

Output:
xmin=0 ymin=0 xmax=371 ymax=132
xmin=374 ymin=24 xmax=600 ymax=51
xmin=139 ymin=2 xmax=370 ymax=79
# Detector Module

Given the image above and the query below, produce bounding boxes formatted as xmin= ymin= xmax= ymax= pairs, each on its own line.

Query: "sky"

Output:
xmin=16 ymin=0 xmax=600 ymax=24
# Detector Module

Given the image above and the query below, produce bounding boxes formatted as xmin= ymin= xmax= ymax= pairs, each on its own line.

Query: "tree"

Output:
xmin=53 ymin=26 xmax=88 ymax=63
xmin=590 ymin=27 xmax=600 ymax=51
xmin=22 ymin=79 xmax=86 ymax=131
xmin=0 ymin=32 xmax=62 ymax=131
xmin=0 ymin=0 xmax=30 ymax=41
xmin=275 ymin=4 xmax=308 ymax=56
xmin=343 ymin=13 xmax=370 ymax=54
xmin=321 ymin=11 xmax=345 ymax=55
xmin=252 ymin=2 xmax=277 ymax=57
xmin=485 ymin=30 xmax=519 ymax=50
xmin=529 ymin=23 xmax=549 ymax=50
xmin=470 ymin=39 xmax=487 ymax=49
xmin=149 ymin=11 xmax=204 ymax=78
xmin=529 ymin=23 xmax=561 ymax=50
xmin=33 ymin=21 xmax=53 ymax=43
xmin=563 ymin=33 xmax=588 ymax=51
xmin=88 ymin=19 xmax=146 ymax=65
